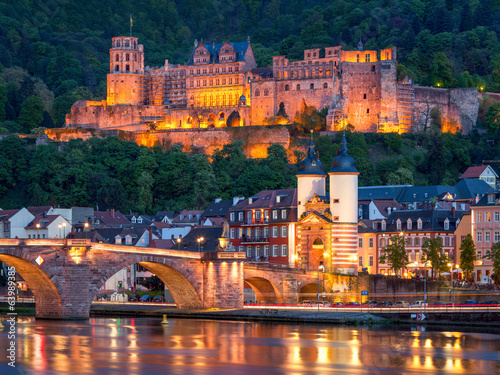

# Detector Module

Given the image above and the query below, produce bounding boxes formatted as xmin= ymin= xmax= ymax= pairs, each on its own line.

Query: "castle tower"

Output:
xmin=107 ymin=36 xmax=145 ymax=105
xmin=379 ymin=47 xmax=399 ymax=132
xmin=296 ymin=134 xmax=326 ymax=218
xmin=328 ymin=133 xmax=359 ymax=274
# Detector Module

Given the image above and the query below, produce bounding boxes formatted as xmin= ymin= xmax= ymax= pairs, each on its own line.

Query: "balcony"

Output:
xmin=240 ymin=237 xmax=269 ymax=244
xmin=243 ymin=218 xmax=269 ymax=226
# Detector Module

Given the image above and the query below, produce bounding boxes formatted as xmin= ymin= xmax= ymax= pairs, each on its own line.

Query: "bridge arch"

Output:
xmin=244 ymin=277 xmax=281 ymax=304
xmin=95 ymin=258 xmax=204 ymax=309
xmin=0 ymin=252 xmax=62 ymax=319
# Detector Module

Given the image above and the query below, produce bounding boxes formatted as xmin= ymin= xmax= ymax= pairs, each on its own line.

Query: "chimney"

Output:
xmin=110 ymin=209 xmax=115 ymax=218
xmin=451 ymin=207 xmax=456 ymax=217
xmin=215 ymin=197 xmax=222 ymax=203
xmin=148 ymin=227 xmax=153 ymax=244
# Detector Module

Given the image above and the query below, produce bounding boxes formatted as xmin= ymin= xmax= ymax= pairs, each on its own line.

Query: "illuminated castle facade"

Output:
xmin=66 ymin=36 xmax=475 ymax=133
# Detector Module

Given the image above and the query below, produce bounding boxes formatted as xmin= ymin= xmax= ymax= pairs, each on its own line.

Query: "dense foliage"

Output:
xmin=1 ymin=129 xmax=497 ymax=213
xmin=0 ymin=0 xmax=500 ymax=133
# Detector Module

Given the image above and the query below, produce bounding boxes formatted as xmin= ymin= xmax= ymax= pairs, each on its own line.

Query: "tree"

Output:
xmin=483 ymin=242 xmax=500 ymax=285
xmin=421 ymin=237 xmax=448 ymax=280
xmin=429 ymin=52 xmax=453 ymax=88
xmin=379 ymin=234 xmax=409 ymax=276
xmin=485 ymin=102 xmax=500 ymax=136
xmin=459 ymin=234 xmax=477 ymax=282
xmin=18 ymin=96 xmax=45 ymax=133
xmin=137 ymin=171 xmax=154 ymax=214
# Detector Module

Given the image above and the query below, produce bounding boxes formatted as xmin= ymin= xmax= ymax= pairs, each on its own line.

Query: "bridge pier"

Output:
xmin=202 ymin=252 xmax=245 ymax=309
xmin=282 ymin=277 xmax=298 ymax=305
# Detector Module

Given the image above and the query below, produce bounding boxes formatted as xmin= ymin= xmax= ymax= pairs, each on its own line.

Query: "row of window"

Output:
xmin=229 ymin=210 xmax=288 ymax=222
xmin=115 ymin=53 xmax=137 ymax=62
xmin=230 ymin=226 xmax=288 ymax=239
xmin=285 ymin=83 xmax=328 ymax=92
xmin=189 ymin=66 xmax=239 ymax=75
xmin=379 ymin=236 xmax=454 ymax=247
xmin=190 ymin=93 xmax=239 ymax=107
xmin=476 ymin=231 xmax=500 ymax=243
xmin=379 ymin=218 xmax=451 ymax=231
xmin=476 ymin=211 xmax=500 ymax=222
xmin=276 ymin=70 xmax=331 ymax=79
xmin=28 ymin=234 xmax=46 ymax=238
xmin=189 ymin=77 xmax=239 ymax=87
xmin=358 ymin=255 xmax=374 ymax=267
xmin=242 ymin=244 xmax=288 ymax=257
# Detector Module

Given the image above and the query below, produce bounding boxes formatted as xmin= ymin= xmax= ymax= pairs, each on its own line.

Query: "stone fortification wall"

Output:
xmin=341 ymin=61 xmax=381 ymax=132
xmin=413 ymin=86 xmax=479 ymax=133
xmin=45 ymin=126 xmax=290 ymax=159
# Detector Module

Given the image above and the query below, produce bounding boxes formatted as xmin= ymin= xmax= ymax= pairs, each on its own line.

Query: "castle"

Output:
xmin=65 ymin=36 xmax=480 ymax=134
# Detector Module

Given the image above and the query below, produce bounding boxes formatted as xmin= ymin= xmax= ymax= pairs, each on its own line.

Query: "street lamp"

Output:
xmin=84 ymin=222 xmax=89 ymax=239
xmin=62 ymin=222 xmax=67 ymax=238
xmin=197 ymin=237 xmax=204 ymax=253
xmin=58 ymin=224 xmax=62 ymax=238
xmin=318 ymin=264 xmax=325 ymax=311
xmin=177 ymin=238 xmax=181 ymax=251
xmin=36 ymin=223 xmax=40 ymax=239
xmin=424 ymin=261 xmax=429 ymax=314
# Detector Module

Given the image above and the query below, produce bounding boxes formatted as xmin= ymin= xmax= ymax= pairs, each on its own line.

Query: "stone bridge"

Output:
xmin=0 ymin=240 xmax=355 ymax=319
xmin=244 ymin=264 xmax=356 ymax=304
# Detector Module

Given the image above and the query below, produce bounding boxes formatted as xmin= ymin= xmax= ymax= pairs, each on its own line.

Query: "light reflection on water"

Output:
xmin=0 ymin=316 xmax=499 ymax=374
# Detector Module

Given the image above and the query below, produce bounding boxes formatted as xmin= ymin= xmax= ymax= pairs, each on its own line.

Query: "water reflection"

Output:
xmin=1 ymin=316 xmax=500 ymax=374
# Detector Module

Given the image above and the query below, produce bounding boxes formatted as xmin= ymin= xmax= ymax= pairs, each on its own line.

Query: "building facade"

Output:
xmin=470 ymin=192 xmax=500 ymax=282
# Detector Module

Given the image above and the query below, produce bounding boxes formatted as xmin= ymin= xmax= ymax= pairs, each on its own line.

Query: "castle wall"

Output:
xmin=413 ymin=86 xmax=479 ymax=133
xmin=66 ymin=101 xmax=251 ymax=130
xmin=48 ymin=126 xmax=289 ymax=159
xmin=340 ymin=61 xmax=381 ymax=132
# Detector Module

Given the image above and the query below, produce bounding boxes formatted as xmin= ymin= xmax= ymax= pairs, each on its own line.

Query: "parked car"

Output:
xmin=345 ymin=301 xmax=361 ymax=306
xmin=95 ymin=294 xmax=107 ymax=301
xmin=363 ymin=300 xmax=378 ymax=306
xmin=378 ymin=301 xmax=393 ymax=307
xmin=394 ymin=301 xmax=410 ymax=307
xmin=330 ymin=302 xmax=344 ymax=307
xmin=431 ymin=301 xmax=449 ymax=306
xmin=481 ymin=300 xmax=499 ymax=305
xmin=139 ymin=295 xmax=152 ymax=302
xmin=153 ymin=296 xmax=164 ymax=303
xmin=460 ymin=300 xmax=479 ymax=305
xmin=299 ymin=300 xmax=312 ymax=305
xmin=411 ymin=300 xmax=428 ymax=307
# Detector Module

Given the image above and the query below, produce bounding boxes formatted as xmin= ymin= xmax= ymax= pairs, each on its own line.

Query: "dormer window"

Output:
xmin=407 ymin=219 xmax=412 ymax=230
xmin=131 ymin=217 xmax=137 ymax=223
xmin=417 ymin=218 xmax=422 ymax=230
xmin=396 ymin=219 xmax=401 ymax=231
xmin=311 ymin=160 xmax=316 ymax=167
xmin=381 ymin=220 xmax=386 ymax=231
xmin=488 ymin=194 xmax=495 ymax=203
xmin=137 ymin=217 xmax=143 ymax=224
xmin=444 ymin=218 xmax=450 ymax=230
xmin=281 ymin=210 xmax=287 ymax=219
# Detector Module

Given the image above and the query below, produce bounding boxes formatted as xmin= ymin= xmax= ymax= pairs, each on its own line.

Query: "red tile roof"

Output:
xmin=25 ymin=215 xmax=60 ymax=229
xmin=460 ymin=166 xmax=489 ymax=179
xmin=0 ymin=209 xmax=22 ymax=221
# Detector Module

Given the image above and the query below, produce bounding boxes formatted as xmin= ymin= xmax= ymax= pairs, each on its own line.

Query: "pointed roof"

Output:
xmin=297 ymin=133 xmax=327 ymax=177
xmin=460 ymin=165 xmax=498 ymax=179
xmin=186 ymin=41 xmax=251 ymax=65
xmin=329 ymin=133 xmax=358 ymax=173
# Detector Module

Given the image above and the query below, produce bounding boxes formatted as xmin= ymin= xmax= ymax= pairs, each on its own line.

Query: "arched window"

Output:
xmin=285 ymin=85 xmax=289 ymax=91
xmin=310 ymin=83 xmax=314 ymax=89
xmin=264 ymin=88 xmax=269 ymax=96
xmin=296 ymin=84 xmax=300 ymax=91
xmin=323 ymin=83 xmax=328 ymax=89
xmin=115 ymin=54 xmax=119 ymax=62
xmin=255 ymin=89 xmax=260 ymax=97
xmin=126 ymin=54 xmax=130 ymax=62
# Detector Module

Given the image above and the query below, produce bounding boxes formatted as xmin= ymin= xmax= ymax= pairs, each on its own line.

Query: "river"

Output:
xmin=0 ymin=316 xmax=499 ymax=374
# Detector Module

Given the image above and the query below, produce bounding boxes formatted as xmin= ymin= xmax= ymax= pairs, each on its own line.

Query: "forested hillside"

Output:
xmin=0 ymin=0 xmax=500 ymax=132
xmin=1 ymin=131 xmax=498 ymax=213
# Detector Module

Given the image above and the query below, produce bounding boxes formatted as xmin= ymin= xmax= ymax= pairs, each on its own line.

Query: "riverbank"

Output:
xmin=90 ymin=303 xmax=389 ymax=325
